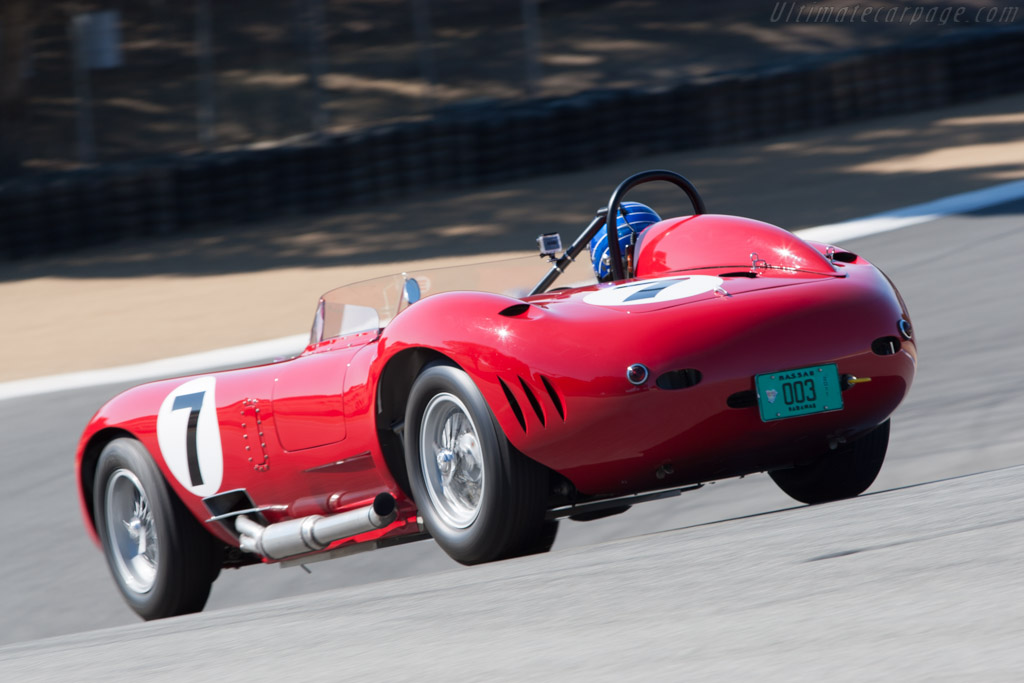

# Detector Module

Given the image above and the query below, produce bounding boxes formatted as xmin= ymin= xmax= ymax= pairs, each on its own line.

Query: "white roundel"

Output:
xmin=156 ymin=376 xmax=223 ymax=497
xmin=583 ymin=275 xmax=724 ymax=307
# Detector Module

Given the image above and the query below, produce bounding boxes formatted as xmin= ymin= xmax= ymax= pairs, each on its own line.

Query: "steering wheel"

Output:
xmin=604 ymin=170 xmax=706 ymax=281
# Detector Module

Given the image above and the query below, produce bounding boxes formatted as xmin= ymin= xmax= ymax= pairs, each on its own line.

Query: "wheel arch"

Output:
xmin=375 ymin=347 xmax=455 ymax=497
xmin=79 ymin=427 xmax=138 ymax=537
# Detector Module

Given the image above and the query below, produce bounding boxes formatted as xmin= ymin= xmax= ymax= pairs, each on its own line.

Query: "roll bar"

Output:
xmin=529 ymin=169 xmax=706 ymax=294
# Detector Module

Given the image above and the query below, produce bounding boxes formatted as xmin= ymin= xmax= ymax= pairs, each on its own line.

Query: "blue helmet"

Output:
xmin=589 ymin=201 xmax=662 ymax=281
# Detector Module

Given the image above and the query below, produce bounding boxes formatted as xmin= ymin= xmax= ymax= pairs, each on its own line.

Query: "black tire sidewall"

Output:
xmin=404 ymin=363 xmax=516 ymax=564
xmin=770 ymin=420 xmax=890 ymax=505
xmin=93 ymin=437 xmax=217 ymax=619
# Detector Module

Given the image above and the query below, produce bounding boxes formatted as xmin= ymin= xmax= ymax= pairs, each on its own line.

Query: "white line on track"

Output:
xmin=3 ymin=177 xmax=1024 ymax=402
xmin=0 ymin=334 xmax=309 ymax=402
xmin=797 ymin=178 xmax=1024 ymax=243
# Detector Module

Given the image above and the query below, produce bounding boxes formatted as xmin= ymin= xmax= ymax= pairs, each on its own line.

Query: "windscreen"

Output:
xmin=311 ymin=254 xmax=597 ymax=343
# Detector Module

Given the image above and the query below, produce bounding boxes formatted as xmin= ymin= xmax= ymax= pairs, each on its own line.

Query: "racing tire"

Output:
xmin=93 ymin=437 xmax=223 ymax=620
xmin=404 ymin=362 xmax=549 ymax=565
xmin=520 ymin=519 xmax=560 ymax=556
xmin=770 ymin=419 xmax=890 ymax=505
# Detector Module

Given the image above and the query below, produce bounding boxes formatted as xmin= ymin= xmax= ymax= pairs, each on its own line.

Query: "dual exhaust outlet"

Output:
xmin=236 ymin=492 xmax=398 ymax=560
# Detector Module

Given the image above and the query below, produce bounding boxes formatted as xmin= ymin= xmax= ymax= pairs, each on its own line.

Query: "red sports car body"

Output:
xmin=76 ymin=171 xmax=916 ymax=619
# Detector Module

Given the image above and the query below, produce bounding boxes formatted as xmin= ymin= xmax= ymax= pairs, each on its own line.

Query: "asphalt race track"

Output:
xmin=2 ymin=199 xmax=1023 ymax=679
xmin=3 ymin=465 xmax=1023 ymax=682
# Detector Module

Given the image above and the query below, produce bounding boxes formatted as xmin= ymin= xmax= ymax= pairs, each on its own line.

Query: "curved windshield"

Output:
xmin=311 ymin=254 xmax=596 ymax=344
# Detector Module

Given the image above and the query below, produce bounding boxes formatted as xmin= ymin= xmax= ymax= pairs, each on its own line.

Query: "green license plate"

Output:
xmin=755 ymin=363 xmax=843 ymax=422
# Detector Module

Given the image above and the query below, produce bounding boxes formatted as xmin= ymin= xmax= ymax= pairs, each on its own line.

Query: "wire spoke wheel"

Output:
xmin=420 ymin=392 xmax=486 ymax=529
xmin=94 ymin=438 xmax=222 ymax=620
xmin=404 ymin=362 xmax=552 ymax=565
xmin=105 ymin=469 xmax=159 ymax=594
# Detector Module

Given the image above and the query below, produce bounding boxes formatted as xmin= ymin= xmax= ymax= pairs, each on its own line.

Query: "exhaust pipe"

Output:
xmin=236 ymin=492 xmax=397 ymax=560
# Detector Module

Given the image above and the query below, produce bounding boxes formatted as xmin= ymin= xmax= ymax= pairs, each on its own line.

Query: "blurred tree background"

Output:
xmin=0 ymin=0 xmax=41 ymax=174
xmin=0 ymin=0 xmax=1015 ymax=179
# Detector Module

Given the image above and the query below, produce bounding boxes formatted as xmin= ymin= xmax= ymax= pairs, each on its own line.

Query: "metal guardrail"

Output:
xmin=2 ymin=26 xmax=1023 ymax=260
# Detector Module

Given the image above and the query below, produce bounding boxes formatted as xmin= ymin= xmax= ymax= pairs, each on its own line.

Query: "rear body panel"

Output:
xmin=376 ymin=250 xmax=913 ymax=495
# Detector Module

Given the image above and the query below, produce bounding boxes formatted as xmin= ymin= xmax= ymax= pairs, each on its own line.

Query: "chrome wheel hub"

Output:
xmin=105 ymin=469 xmax=158 ymax=594
xmin=436 ymin=449 xmax=455 ymax=476
xmin=420 ymin=393 xmax=485 ymax=529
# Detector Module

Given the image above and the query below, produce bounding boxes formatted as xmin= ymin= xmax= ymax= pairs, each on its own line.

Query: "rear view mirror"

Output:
xmin=403 ymin=277 xmax=421 ymax=305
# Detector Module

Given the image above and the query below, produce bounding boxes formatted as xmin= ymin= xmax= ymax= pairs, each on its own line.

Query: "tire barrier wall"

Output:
xmin=2 ymin=27 xmax=1023 ymax=260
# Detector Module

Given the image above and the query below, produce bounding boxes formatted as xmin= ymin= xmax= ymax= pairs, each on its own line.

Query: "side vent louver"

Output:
xmin=519 ymin=378 xmax=545 ymax=426
xmin=501 ymin=375 xmax=564 ymax=430
xmin=498 ymin=378 xmax=527 ymax=431
xmin=540 ymin=375 xmax=565 ymax=421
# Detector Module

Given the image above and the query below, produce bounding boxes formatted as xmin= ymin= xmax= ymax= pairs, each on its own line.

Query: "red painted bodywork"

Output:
xmin=76 ymin=214 xmax=916 ymax=563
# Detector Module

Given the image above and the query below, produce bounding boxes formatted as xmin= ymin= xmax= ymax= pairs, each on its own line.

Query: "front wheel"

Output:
xmin=404 ymin=362 xmax=550 ymax=564
xmin=770 ymin=420 xmax=890 ymax=505
xmin=93 ymin=438 xmax=223 ymax=620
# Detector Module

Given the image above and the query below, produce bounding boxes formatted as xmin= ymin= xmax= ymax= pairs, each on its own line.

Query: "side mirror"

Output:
xmin=402 ymin=277 xmax=421 ymax=305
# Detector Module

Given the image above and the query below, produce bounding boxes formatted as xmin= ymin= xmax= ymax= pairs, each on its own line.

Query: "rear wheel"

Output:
xmin=404 ymin=362 xmax=550 ymax=564
xmin=770 ymin=420 xmax=890 ymax=505
xmin=93 ymin=437 xmax=222 ymax=620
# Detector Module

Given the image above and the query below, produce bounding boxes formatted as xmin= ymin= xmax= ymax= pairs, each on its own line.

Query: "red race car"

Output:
xmin=76 ymin=170 xmax=916 ymax=619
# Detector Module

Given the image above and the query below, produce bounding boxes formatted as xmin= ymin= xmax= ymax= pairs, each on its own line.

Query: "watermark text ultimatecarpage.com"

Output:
xmin=771 ymin=3 xmax=1019 ymax=25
